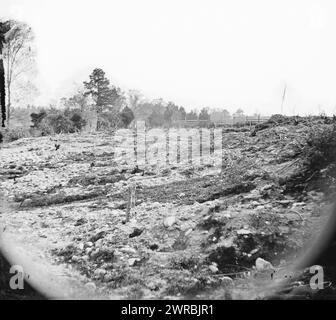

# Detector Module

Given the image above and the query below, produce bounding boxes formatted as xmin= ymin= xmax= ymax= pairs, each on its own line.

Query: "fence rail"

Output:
xmin=173 ymin=116 xmax=270 ymax=128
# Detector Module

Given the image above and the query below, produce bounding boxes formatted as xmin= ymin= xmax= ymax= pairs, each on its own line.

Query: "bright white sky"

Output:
xmin=2 ymin=0 xmax=336 ymax=115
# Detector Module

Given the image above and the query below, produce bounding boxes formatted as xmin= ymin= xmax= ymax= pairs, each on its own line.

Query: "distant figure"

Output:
xmin=0 ymin=131 xmax=3 ymax=144
xmin=55 ymin=143 xmax=61 ymax=151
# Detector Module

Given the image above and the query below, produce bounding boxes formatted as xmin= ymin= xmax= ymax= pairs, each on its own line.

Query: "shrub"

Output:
xmin=97 ymin=110 xmax=122 ymax=131
xmin=286 ymin=123 xmax=336 ymax=193
xmin=120 ymin=106 xmax=134 ymax=127
xmin=39 ymin=113 xmax=76 ymax=135
xmin=303 ymin=124 xmax=336 ymax=173
xmin=148 ymin=109 xmax=165 ymax=127
xmin=30 ymin=111 xmax=47 ymax=128
xmin=2 ymin=128 xmax=30 ymax=142
xmin=70 ymin=112 xmax=87 ymax=131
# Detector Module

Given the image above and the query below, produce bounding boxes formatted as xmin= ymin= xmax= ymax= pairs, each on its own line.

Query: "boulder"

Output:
xmin=255 ymin=258 xmax=274 ymax=271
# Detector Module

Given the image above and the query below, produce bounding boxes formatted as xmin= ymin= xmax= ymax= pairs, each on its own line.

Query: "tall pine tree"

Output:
xmin=84 ymin=68 xmax=122 ymax=113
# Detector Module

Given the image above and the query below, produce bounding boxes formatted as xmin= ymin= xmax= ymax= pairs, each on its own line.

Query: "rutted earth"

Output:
xmin=0 ymin=124 xmax=331 ymax=299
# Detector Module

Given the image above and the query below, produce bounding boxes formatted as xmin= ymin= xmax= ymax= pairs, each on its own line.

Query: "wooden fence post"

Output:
xmin=177 ymin=135 xmax=181 ymax=164
xmin=145 ymin=123 xmax=148 ymax=165
xmin=166 ymin=128 xmax=169 ymax=166
xmin=210 ymin=127 xmax=214 ymax=156
xmin=133 ymin=125 xmax=137 ymax=166
xmin=188 ymin=136 xmax=192 ymax=165
xmin=221 ymin=128 xmax=225 ymax=173
xmin=199 ymin=128 xmax=203 ymax=165
xmin=125 ymin=182 xmax=136 ymax=223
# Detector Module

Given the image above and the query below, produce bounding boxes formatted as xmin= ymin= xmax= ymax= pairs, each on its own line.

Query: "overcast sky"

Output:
xmin=2 ymin=0 xmax=336 ymax=115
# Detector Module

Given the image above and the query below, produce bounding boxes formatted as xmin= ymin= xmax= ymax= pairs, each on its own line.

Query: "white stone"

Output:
xmin=185 ymin=228 xmax=193 ymax=236
xmin=120 ymin=247 xmax=137 ymax=254
xmin=128 ymin=258 xmax=140 ymax=266
xmin=163 ymin=216 xmax=176 ymax=228
xmin=209 ymin=265 xmax=219 ymax=273
xmin=237 ymin=229 xmax=252 ymax=235
xmin=255 ymin=258 xmax=274 ymax=271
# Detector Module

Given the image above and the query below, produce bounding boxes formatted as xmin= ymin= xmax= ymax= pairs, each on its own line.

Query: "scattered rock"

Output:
xmin=249 ymin=201 xmax=260 ymax=208
xmin=89 ymin=231 xmax=106 ymax=243
xmin=0 ymin=120 xmax=324 ymax=300
xmin=94 ymin=268 xmax=107 ymax=278
xmin=103 ymin=273 xmax=114 ymax=283
xmin=249 ymin=248 xmax=260 ymax=256
xmin=85 ymin=248 xmax=92 ymax=255
xmin=90 ymin=248 xmax=100 ymax=258
xmin=149 ymin=244 xmax=159 ymax=251
xmin=292 ymin=202 xmax=306 ymax=208
xmin=75 ymin=218 xmax=88 ymax=226
xmin=147 ymin=279 xmax=167 ymax=291
xmin=129 ymin=227 xmax=144 ymax=238
xmin=21 ymin=198 xmax=32 ymax=207
xmin=71 ymin=255 xmax=80 ymax=262
xmin=185 ymin=228 xmax=193 ymax=236
xmin=276 ymin=200 xmax=294 ymax=207
xmin=222 ymin=237 xmax=235 ymax=248
xmin=261 ymin=184 xmax=276 ymax=191
xmin=255 ymin=258 xmax=274 ymax=271
xmin=163 ymin=216 xmax=176 ymax=228
xmin=128 ymin=258 xmax=141 ymax=267
xmin=200 ymin=207 xmax=211 ymax=216
xmin=209 ymin=264 xmax=219 ymax=273
xmin=85 ymin=282 xmax=96 ymax=291
xmin=237 ymin=229 xmax=253 ymax=235
xmin=279 ymin=226 xmax=290 ymax=234
xmin=120 ymin=246 xmax=137 ymax=254
xmin=220 ymin=276 xmax=234 ymax=287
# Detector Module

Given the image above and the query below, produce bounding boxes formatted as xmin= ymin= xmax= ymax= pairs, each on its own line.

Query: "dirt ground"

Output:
xmin=0 ymin=123 xmax=331 ymax=299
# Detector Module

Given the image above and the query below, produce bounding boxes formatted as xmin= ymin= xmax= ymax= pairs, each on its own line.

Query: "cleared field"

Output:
xmin=0 ymin=123 xmax=329 ymax=299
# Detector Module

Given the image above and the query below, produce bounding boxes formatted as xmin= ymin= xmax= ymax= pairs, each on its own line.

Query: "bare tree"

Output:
xmin=0 ymin=21 xmax=10 ymax=127
xmin=128 ymin=90 xmax=144 ymax=113
xmin=3 ymin=21 xmax=36 ymax=127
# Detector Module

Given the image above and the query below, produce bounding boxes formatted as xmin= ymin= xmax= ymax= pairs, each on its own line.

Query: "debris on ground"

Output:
xmin=0 ymin=120 xmax=332 ymax=299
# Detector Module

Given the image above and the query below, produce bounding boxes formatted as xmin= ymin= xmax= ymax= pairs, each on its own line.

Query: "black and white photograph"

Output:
xmin=1 ymin=0 xmax=336 ymax=308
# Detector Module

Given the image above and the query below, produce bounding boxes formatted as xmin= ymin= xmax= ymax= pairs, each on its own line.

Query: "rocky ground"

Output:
xmin=0 ymin=122 xmax=331 ymax=299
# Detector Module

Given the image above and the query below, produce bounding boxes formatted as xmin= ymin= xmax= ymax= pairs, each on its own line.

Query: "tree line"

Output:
xmin=50 ymin=67 xmax=251 ymax=131
xmin=0 ymin=19 xmax=253 ymax=134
